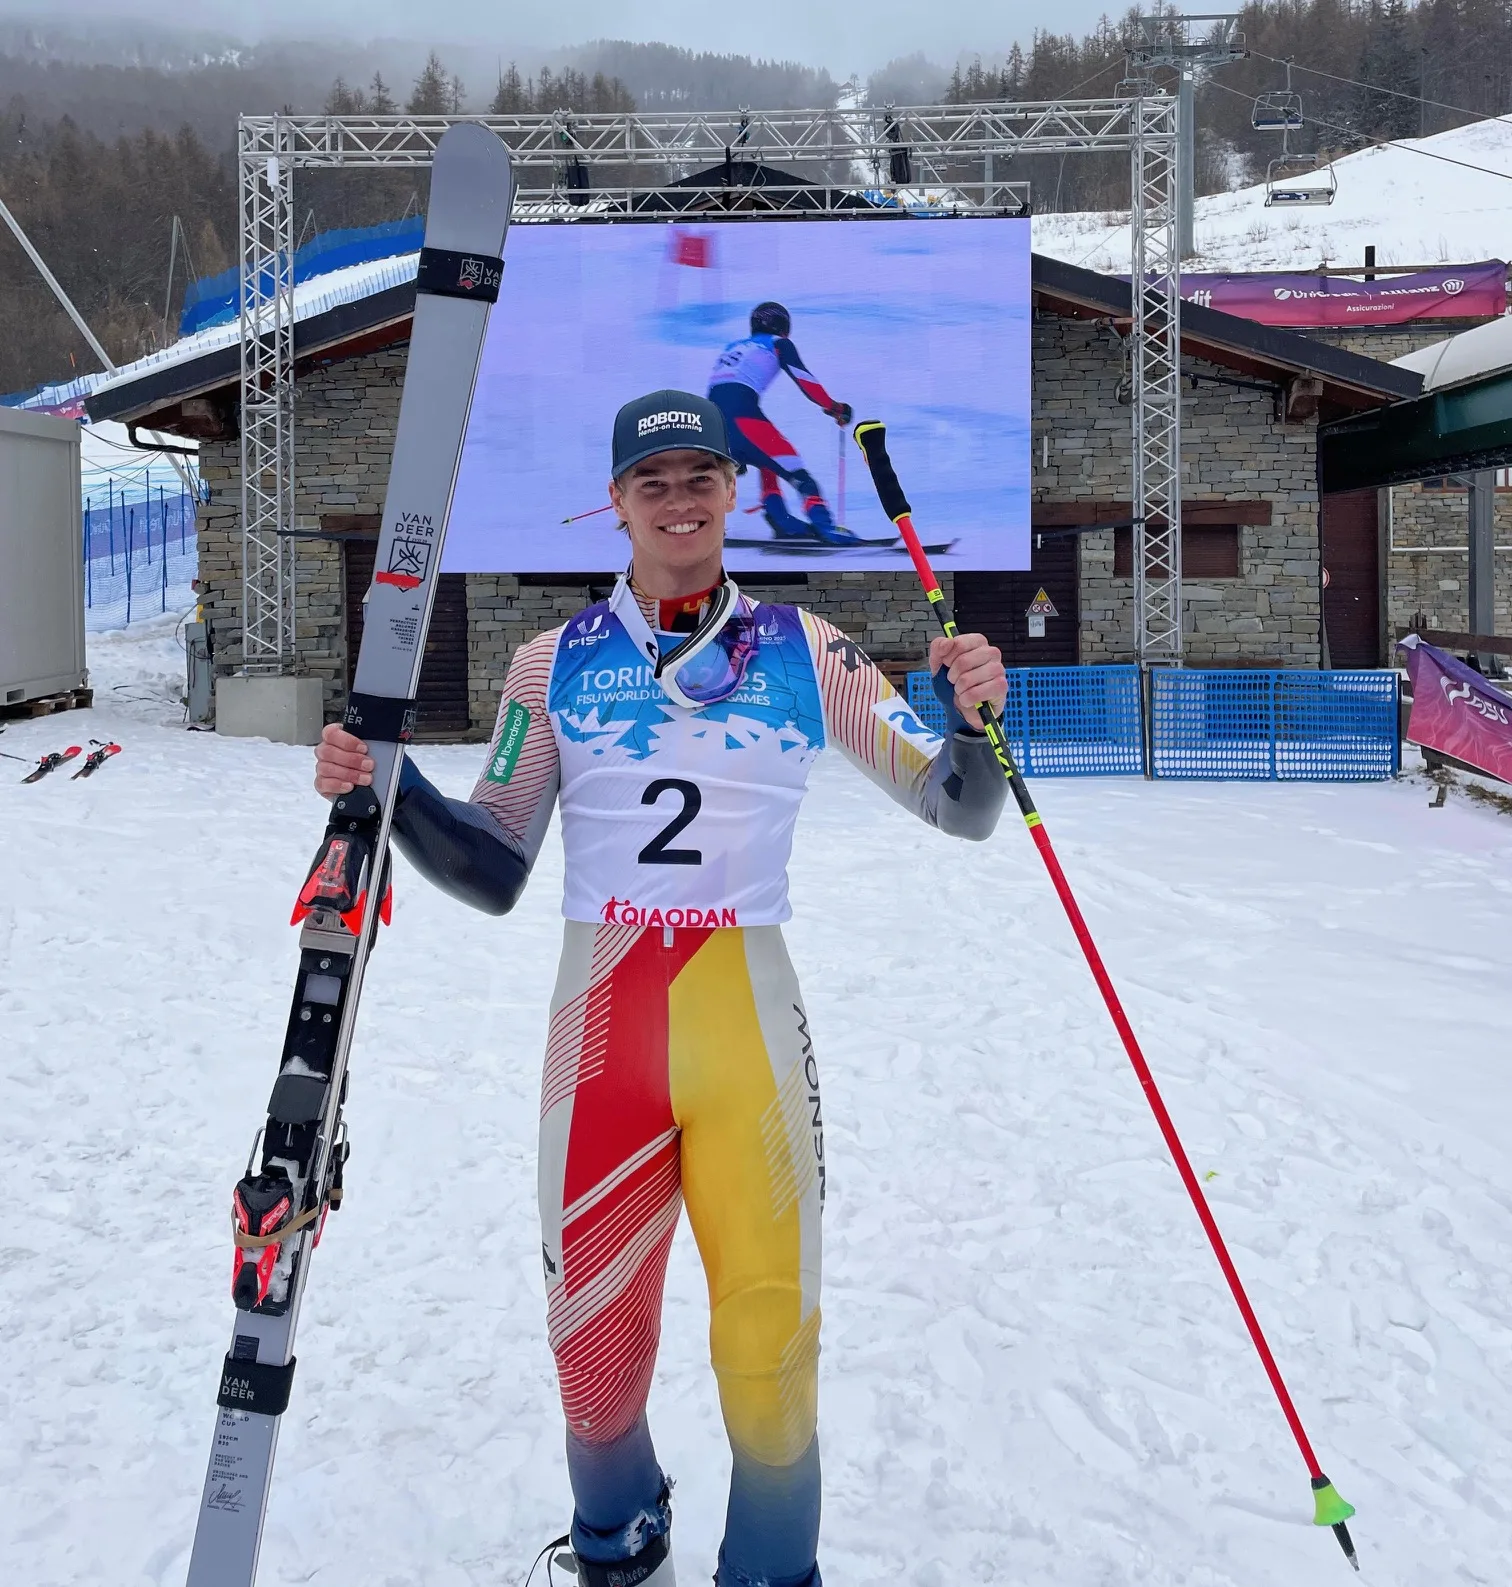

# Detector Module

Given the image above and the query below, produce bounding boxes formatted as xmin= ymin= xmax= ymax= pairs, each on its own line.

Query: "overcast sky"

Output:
xmin=21 ymin=0 xmax=1126 ymax=78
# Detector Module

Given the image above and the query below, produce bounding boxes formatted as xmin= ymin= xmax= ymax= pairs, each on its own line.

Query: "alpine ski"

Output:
xmin=21 ymin=745 xmax=81 ymax=782
xmin=71 ymin=740 xmax=121 ymax=779
xmin=723 ymin=537 xmax=958 ymax=555
xmin=183 ymin=123 xmax=515 ymax=1587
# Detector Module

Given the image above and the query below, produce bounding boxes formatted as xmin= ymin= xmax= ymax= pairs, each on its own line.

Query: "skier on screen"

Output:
xmin=708 ymin=302 xmax=855 ymax=546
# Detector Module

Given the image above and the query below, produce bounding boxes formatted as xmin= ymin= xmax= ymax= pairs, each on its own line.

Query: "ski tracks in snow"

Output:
xmin=1 ymin=702 xmax=1510 ymax=1584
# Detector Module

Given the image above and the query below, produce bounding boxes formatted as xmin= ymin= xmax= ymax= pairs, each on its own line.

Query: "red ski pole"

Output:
xmin=837 ymin=421 xmax=847 ymax=532
xmin=852 ymin=420 xmax=1359 ymax=1571
xmin=561 ymin=502 xmax=616 ymax=525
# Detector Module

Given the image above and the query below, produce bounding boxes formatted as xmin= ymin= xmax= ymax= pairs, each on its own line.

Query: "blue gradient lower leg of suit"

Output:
xmin=567 ymin=1425 xmax=821 ymax=1587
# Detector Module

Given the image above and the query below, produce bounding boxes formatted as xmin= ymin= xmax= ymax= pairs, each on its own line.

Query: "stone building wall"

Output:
xmin=1384 ymin=478 xmax=1512 ymax=638
xmin=1296 ymin=320 xmax=1485 ymax=362
xmin=1033 ymin=317 xmax=1323 ymax=666
xmin=195 ymin=318 xmax=1345 ymax=735
xmin=1298 ymin=318 xmax=1512 ymax=651
xmin=195 ymin=348 xmax=407 ymax=717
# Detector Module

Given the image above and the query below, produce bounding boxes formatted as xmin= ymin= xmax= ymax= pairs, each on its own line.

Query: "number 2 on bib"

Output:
xmin=638 ymin=778 xmax=703 ymax=866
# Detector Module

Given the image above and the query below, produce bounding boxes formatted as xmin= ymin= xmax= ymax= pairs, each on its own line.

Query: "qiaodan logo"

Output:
xmin=485 ymin=701 xmax=530 ymax=785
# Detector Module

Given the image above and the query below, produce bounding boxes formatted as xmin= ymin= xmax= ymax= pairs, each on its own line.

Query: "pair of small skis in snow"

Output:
xmin=13 ymin=740 xmax=121 ymax=782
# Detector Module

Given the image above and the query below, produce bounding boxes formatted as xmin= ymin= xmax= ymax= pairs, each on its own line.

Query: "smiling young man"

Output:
xmin=313 ymin=389 xmax=1008 ymax=1587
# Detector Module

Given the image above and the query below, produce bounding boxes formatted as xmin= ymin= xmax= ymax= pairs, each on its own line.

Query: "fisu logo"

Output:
xmin=567 ymin=613 xmax=607 ymax=649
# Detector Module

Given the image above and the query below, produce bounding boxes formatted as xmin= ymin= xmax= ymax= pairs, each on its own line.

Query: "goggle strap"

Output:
xmin=653 ymin=577 xmax=742 ymax=683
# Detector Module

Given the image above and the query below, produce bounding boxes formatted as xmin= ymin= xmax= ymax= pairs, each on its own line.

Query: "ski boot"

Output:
xmin=761 ymin=486 xmax=859 ymax=549
xmin=548 ymin=1483 xmax=676 ymax=1587
xmin=797 ymin=498 xmax=860 ymax=547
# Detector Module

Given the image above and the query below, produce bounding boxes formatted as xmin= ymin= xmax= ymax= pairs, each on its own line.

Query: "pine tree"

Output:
xmin=1004 ymin=43 xmax=1026 ymax=97
xmin=369 ymin=72 xmax=396 ymax=114
xmin=1375 ymin=0 xmax=1421 ymax=138
xmin=491 ymin=63 xmax=527 ymax=114
xmin=324 ymin=77 xmax=367 ymax=115
xmin=1353 ymin=0 xmax=1419 ymax=140
xmin=408 ymin=52 xmax=453 ymax=115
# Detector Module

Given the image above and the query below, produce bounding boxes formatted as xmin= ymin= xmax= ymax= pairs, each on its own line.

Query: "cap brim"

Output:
xmin=615 ymin=440 xmax=736 ymax=475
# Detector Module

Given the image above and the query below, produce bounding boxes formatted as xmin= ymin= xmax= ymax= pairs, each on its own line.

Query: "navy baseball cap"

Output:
xmin=612 ymin=389 xmax=735 ymax=477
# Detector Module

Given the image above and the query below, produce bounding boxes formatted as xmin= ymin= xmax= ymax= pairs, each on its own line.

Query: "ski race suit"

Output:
xmin=707 ymin=334 xmax=842 ymax=539
xmin=388 ymin=579 xmax=1006 ymax=1587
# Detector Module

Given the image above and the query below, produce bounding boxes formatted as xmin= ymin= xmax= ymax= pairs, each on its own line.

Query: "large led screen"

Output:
xmin=445 ymin=216 xmax=1030 ymax=574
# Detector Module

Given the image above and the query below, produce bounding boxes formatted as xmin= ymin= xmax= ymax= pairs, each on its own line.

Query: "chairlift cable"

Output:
xmin=1248 ymin=47 xmax=1512 ymax=127
xmin=1209 ymin=78 xmax=1512 ymax=184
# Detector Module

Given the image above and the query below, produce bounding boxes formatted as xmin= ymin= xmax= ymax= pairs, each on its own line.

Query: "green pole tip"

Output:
xmin=1310 ymin=1476 xmax=1357 ymax=1528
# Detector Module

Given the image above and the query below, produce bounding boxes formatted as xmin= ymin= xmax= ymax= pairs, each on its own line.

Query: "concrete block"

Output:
xmin=216 ymin=675 xmax=326 ymax=745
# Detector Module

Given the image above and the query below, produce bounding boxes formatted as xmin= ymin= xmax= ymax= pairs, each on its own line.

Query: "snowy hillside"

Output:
xmin=1034 ymin=117 xmax=1512 ymax=274
xmin=2 ymin=620 xmax=1509 ymax=1584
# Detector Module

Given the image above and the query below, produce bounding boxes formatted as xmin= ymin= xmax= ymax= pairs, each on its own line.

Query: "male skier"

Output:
xmin=708 ymin=302 xmax=855 ymax=546
xmin=314 ymin=390 xmax=1008 ymax=1587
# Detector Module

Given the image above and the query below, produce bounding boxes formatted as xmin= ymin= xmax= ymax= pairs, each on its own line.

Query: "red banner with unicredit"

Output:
xmin=1399 ymin=635 xmax=1512 ymax=781
xmin=1180 ymin=260 xmax=1507 ymax=326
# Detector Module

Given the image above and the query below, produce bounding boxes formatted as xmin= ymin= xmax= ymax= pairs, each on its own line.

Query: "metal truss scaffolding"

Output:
xmin=1129 ymin=93 xmax=1184 ymax=665
xmin=236 ymin=97 xmax=1181 ymax=669
xmin=239 ymin=121 xmax=298 ymax=669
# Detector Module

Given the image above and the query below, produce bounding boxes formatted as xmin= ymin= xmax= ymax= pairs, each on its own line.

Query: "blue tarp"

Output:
xmin=179 ymin=215 xmax=426 ymax=335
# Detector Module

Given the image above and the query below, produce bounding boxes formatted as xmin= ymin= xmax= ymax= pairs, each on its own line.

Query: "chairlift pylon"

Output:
xmin=1264 ymin=153 xmax=1337 ymax=208
xmin=1252 ymin=90 xmax=1304 ymax=132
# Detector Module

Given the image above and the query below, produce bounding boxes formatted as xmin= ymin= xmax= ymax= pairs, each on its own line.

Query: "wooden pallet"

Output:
xmin=0 ymin=687 xmax=94 ymax=720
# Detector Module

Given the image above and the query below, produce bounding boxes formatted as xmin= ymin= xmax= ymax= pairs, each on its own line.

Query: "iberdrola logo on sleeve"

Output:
xmin=486 ymin=702 xmax=530 ymax=785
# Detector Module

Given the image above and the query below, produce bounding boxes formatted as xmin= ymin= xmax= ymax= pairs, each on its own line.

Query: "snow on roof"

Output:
xmin=19 ymin=252 xmax=423 ymax=415
xmin=1391 ymin=311 xmax=1512 ymax=391
xmin=62 ymin=200 xmax=640 ymax=413
xmin=1033 ymin=117 xmax=1512 ymax=275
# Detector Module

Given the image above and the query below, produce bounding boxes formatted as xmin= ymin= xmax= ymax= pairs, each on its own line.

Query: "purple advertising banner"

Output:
xmin=1399 ymin=635 xmax=1512 ymax=782
xmin=1179 ymin=260 xmax=1507 ymax=326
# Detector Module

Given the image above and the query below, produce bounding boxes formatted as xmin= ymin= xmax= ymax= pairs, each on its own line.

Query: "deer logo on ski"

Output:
xmin=375 ymin=511 xmax=436 ymax=590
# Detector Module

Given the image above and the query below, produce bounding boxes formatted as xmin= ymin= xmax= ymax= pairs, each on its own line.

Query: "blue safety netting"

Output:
xmin=906 ymin=665 xmax=1398 ymax=780
xmin=1149 ymin=669 xmax=1399 ymax=780
xmin=179 ymin=216 xmax=426 ymax=335
xmin=906 ymin=665 xmax=1146 ymax=775
xmin=82 ymin=486 xmax=199 ymax=631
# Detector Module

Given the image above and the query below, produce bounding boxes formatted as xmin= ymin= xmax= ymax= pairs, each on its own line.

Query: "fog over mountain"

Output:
xmin=0 ymin=0 xmax=1128 ymax=78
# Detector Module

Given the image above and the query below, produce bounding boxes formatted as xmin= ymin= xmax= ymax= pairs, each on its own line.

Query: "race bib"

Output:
xmin=549 ymin=599 xmax=826 ymax=926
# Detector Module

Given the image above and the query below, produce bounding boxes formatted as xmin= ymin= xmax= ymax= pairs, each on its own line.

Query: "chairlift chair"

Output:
xmin=1251 ymin=91 xmax=1304 ymax=132
xmin=1264 ymin=153 xmax=1337 ymax=207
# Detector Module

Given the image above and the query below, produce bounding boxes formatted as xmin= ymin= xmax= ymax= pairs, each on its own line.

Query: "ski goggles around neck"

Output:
xmin=614 ymin=575 xmax=758 ymax=710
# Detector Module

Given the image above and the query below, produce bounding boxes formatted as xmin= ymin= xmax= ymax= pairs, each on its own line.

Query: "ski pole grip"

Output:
xmin=852 ymin=421 xmax=911 ymax=524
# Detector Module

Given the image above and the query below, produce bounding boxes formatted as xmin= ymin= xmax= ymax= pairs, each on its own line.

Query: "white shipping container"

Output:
xmin=0 ymin=407 xmax=86 ymax=706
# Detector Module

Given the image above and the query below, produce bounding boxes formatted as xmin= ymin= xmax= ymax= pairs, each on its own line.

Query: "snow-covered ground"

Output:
xmin=3 ymin=622 xmax=1510 ymax=1586
xmin=1033 ymin=116 xmax=1512 ymax=274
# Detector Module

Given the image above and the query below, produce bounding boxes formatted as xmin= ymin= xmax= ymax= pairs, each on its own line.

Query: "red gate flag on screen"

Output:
xmin=1398 ymin=634 xmax=1512 ymax=782
xmin=668 ymin=229 xmax=714 ymax=268
xmin=1176 ymin=261 xmax=1507 ymax=326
